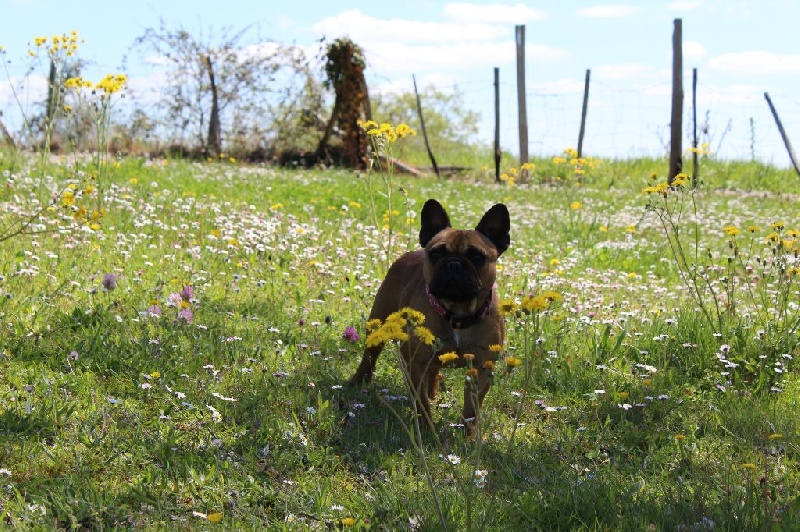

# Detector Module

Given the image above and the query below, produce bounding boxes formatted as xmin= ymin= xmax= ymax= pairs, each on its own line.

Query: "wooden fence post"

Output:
xmin=577 ymin=69 xmax=591 ymax=158
xmin=692 ymin=67 xmax=698 ymax=188
xmin=494 ymin=67 xmax=501 ymax=183
xmin=413 ymin=75 xmax=440 ymax=178
xmin=764 ymin=92 xmax=800 ymax=177
xmin=515 ymin=25 xmax=529 ymax=176
xmin=668 ymin=18 xmax=683 ymax=184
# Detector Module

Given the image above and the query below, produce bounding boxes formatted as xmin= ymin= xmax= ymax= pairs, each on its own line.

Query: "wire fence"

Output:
xmin=443 ymin=74 xmax=800 ymax=166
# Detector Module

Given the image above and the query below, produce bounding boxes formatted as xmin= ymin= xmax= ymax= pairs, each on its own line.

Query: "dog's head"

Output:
xmin=419 ymin=199 xmax=509 ymax=310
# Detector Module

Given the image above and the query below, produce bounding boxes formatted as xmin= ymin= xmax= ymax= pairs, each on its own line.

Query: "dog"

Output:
xmin=348 ymin=199 xmax=510 ymax=433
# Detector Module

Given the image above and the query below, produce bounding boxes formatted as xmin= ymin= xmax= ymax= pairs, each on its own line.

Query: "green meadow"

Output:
xmin=1 ymin=152 xmax=799 ymax=530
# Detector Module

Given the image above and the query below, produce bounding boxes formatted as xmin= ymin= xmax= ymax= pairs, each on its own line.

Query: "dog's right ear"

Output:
xmin=419 ymin=199 xmax=451 ymax=247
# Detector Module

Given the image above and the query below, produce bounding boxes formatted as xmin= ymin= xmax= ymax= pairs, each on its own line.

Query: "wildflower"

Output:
xmin=180 ymin=285 xmax=195 ymax=301
xmin=206 ymin=512 xmax=223 ymax=523
xmin=499 ymin=299 xmax=517 ymax=314
xmin=521 ymin=295 xmax=549 ymax=312
xmin=102 ymin=273 xmax=117 ymax=291
xmin=342 ymin=326 xmax=360 ymax=342
xmin=675 ymin=434 xmax=687 ymax=441
xmin=150 ymin=371 xmax=161 ymax=379
xmin=474 ymin=470 xmax=488 ymax=488
xmin=167 ymin=292 xmax=183 ymax=307
xmin=341 ymin=517 xmax=356 ymax=526
xmin=570 ymin=201 xmax=581 ymax=210
xmin=482 ymin=360 xmax=495 ymax=370
xmin=62 ymin=190 xmax=76 ymax=207
xmin=489 ymin=344 xmax=503 ymax=352
xmin=445 ymin=453 xmax=461 ymax=465
xmin=177 ymin=308 xmax=194 ymax=324
xmin=414 ymin=326 xmax=435 ymax=346
xmin=147 ymin=305 xmax=162 ymax=317
xmin=723 ymin=225 xmax=740 ymax=237
xmin=506 ymin=356 xmax=522 ymax=368
xmin=438 ymin=352 xmax=459 ymax=364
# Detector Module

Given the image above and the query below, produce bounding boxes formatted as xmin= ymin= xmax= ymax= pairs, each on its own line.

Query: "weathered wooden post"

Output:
xmin=765 ymin=92 xmax=800 ymax=177
xmin=668 ymin=18 xmax=683 ymax=184
xmin=413 ymin=75 xmax=440 ymax=178
xmin=577 ymin=69 xmax=591 ymax=158
xmin=515 ymin=25 xmax=529 ymax=177
xmin=494 ymin=67 xmax=501 ymax=182
xmin=692 ymin=67 xmax=698 ymax=188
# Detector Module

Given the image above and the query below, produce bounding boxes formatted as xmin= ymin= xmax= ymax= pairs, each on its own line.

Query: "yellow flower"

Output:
xmin=768 ymin=433 xmax=783 ymax=440
xmin=541 ymin=290 xmax=563 ymax=302
xmin=771 ymin=221 xmax=786 ymax=230
xmin=62 ymin=190 xmax=76 ymax=207
xmin=341 ymin=517 xmax=356 ymax=526
xmin=438 ymin=351 xmax=459 ymax=364
xmin=741 ymin=463 xmax=756 ymax=470
xmin=570 ymin=201 xmax=581 ymax=210
xmin=482 ymin=360 xmax=495 ymax=370
xmin=206 ymin=512 xmax=223 ymax=523
xmin=499 ymin=299 xmax=517 ymax=315
xmin=675 ymin=434 xmax=686 ymax=441
xmin=489 ymin=344 xmax=503 ymax=352
xmin=150 ymin=371 xmax=161 ymax=379
xmin=521 ymin=295 xmax=549 ymax=312
xmin=505 ymin=356 xmax=522 ymax=368
xmin=723 ymin=225 xmax=740 ymax=237
xmin=414 ymin=326 xmax=435 ymax=346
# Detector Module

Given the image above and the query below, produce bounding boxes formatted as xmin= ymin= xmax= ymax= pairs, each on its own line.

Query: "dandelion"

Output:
xmin=506 ymin=356 xmax=522 ymax=368
xmin=723 ymin=225 xmax=741 ymax=237
xmin=414 ymin=326 xmax=435 ymax=345
xmin=342 ymin=326 xmax=360 ymax=342
xmin=341 ymin=517 xmax=356 ymax=526
xmin=438 ymin=351 xmax=459 ymax=364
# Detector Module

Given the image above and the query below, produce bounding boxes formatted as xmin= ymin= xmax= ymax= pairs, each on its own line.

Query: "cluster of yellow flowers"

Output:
xmin=552 ymin=147 xmax=599 ymax=176
xmin=500 ymin=290 xmax=562 ymax=315
xmin=365 ymin=308 xmax=433 ymax=348
xmin=61 ymin=185 xmax=107 ymax=229
xmin=64 ymin=74 xmax=128 ymax=96
xmin=642 ymin=172 xmax=690 ymax=197
xmin=358 ymin=120 xmax=416 ymax=143
xmin=30 ymin=31 xmax=81 ymax=58
xmin=499 ymin=162 xmax=535 ymax=187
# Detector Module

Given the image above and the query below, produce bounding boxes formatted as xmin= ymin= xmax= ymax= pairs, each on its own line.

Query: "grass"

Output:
xmin=0 ymin=150 xmax=799 ymax=530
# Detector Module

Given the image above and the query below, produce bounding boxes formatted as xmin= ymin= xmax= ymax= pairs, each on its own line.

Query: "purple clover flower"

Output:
xmin=177 ymin=307 xmax=194 ymax=324
xmin=180 ymin=285 xmax=194 ymax=301
xmin=342 ymin=326 xmax=360 ymax=342
xmin=102 ymin=273 xmax=117 ymax=291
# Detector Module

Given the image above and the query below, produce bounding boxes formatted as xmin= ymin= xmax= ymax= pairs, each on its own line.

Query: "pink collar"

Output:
xmin=426 ymin=285 xmax=493 ymax=329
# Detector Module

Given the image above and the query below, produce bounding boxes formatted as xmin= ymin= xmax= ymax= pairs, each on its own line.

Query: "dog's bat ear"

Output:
xmin=476 ymin=203 xmax=510 ymax=255
xmin=419 ymin=199 xmax=451 ymax=247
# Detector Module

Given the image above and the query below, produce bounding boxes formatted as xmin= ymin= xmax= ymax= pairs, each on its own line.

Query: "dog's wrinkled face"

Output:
xmin=419 ymin=200 xmax=510 ymax=308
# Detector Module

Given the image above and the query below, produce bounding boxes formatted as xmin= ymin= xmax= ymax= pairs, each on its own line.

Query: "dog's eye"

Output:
xmin=429 ymin=247 xmax=446 ymax=263
xmin=468 ymin=251 xmax=486 ymax=267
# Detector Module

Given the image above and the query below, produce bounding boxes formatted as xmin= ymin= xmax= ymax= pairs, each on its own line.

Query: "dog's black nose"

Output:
xmin=446 ymin=259 xmax=462 ymax=271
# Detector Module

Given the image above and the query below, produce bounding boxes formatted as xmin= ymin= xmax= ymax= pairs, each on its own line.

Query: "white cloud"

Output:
xmin=666 ymin=1 xmax=702 ymax=10
xmin=312 ymin=9 xmax=507 ymax=44
xmin=577 ymin=5 xmax=640 ymax=18
xmin=594 ymin=62 xmax=653 ymax=79
xmin=683 ymin=40 xmax=707 ymax=61
xmin=696 ymin=84 xmax=762 ymax=105
xmin=442 ymin=3 xmax=549 ymax=24
xmin=531 ymin=78 xmax=586 ymax=94
xmin=707 ymin=51 xmax=800 ymax=75
xmin=365 ymin=40 xmax=566 ymax=74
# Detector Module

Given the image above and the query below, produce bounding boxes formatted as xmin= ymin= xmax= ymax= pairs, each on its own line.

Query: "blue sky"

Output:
xmin=2 ymin=0 xmax=800 ymax=164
